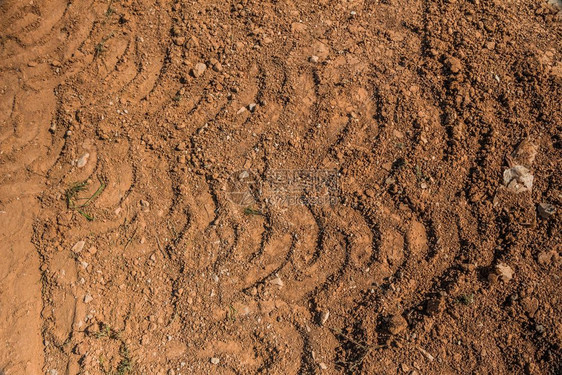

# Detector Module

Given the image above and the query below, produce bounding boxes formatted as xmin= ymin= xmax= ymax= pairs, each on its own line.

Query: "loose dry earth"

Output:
xmin=1 ymin=0 xmax=561 ymax=374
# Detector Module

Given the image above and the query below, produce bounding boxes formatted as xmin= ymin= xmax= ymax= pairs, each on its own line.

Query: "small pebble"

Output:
xmin=72 ymin=240 xmax=86 ymax=253
xmin=495 ymin=263 xmax=514 ymax=282
xmin=319 ymin=310 xmax=330 ymax=326
xmin=418 ymin=347 xmax=435 ymax=362
xmin=213 ymin=62 xmax=223 ymax=72
xmin=538 ymin=250 xmax=558 ymax=266
xmin=535 ymin=324 xmax=545 ymax=334
xmin=210 ymin=357 xmax=220 ymax=365
xmin=270 ymin=276 xmax=284 ymax=287
xmin=309 ymin=55 xmax=319 ymax=63
xmin=538 ymin=203 xmax=555 ymax=219
xmin=192 ymin=63 xmax=207 ymax=78
xmin=503 ymin=165 xmax=533 ymax=193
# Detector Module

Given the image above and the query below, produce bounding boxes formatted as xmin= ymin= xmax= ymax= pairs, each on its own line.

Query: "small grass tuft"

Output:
xmin=95 ymin=323 xmax=120 ymax=340
xmin=458 ymin=293 xmax=474 ymax=305
xmin=94 ymin=32 xmax=115 ymax=58
xmin=94 ymin=324 xmax=132 ymax=375
xmin=65 ymin=177 xmax=106 ymax=221
xmin=244 ymin=207 xmax=264 ymax=216
xmin=227 ymin=304 xmax=237 ymax=322
xmin=105 ymin=0 xmax=115 ymax=18
xmin=116 ymin=343 xmax=133 ymax=375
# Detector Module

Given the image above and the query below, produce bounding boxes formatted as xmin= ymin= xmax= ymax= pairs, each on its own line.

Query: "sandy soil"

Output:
xmin=1 ymin=0 xmax=561 ymax=374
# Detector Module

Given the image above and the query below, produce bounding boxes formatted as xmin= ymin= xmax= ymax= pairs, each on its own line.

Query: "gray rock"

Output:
xmin=538 ymin=203 xmax=556 ymax=219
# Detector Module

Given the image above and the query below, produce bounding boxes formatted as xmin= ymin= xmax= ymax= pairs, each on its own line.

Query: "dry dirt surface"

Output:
xmin=1 ymin=0 xmax=562 ymax=374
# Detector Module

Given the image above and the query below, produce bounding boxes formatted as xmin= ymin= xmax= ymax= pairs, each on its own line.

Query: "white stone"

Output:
xmin=76 ymin=153 xmax=90 ymax=168
xmin=503 ymin=165 xmax=533 ymax=193
xmin=72 ymin=240 xmax=86 ymax=253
